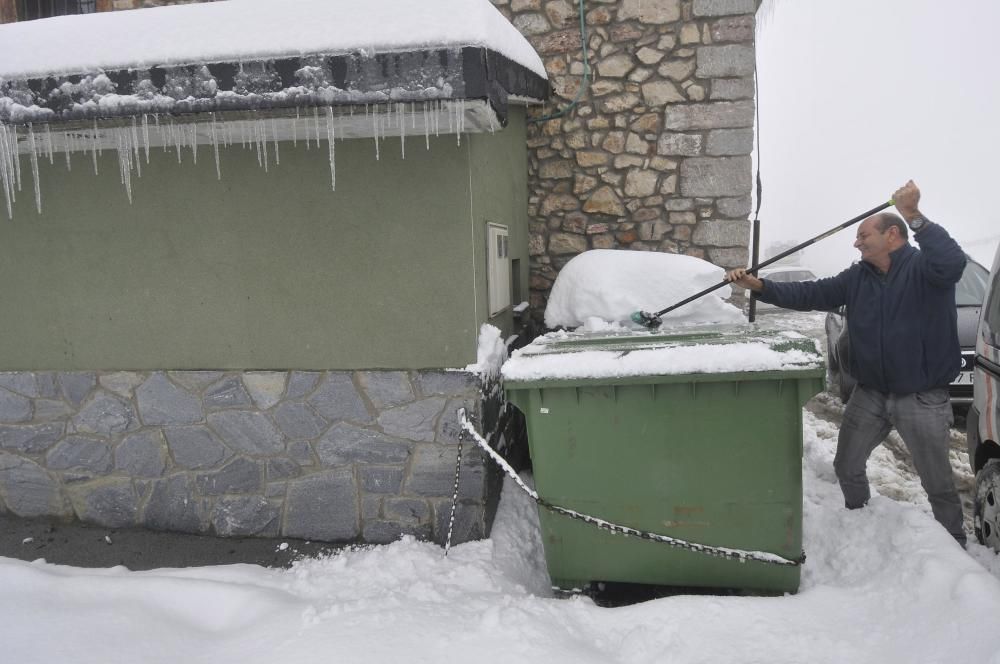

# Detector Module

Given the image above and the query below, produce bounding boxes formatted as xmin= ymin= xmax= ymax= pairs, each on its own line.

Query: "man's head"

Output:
xmin=854 ymin=212 xmax=908 ymax=267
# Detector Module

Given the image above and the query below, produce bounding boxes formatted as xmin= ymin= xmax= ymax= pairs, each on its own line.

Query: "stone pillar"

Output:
xmin=491 ymin=0 xmax=758 ymax=322
xmin=0 ymin=0 xmax=18 ymax=24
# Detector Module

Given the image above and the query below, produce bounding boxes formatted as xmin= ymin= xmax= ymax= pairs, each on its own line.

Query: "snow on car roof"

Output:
xmin=0 ymin=0 xmax=546 ymax=80
xmin=758 ymin=265 xmax=816 ymax=275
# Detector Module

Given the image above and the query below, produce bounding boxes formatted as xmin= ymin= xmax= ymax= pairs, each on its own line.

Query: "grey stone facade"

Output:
xmin=0 ymin=370 xmax=506 ymax=545
xmin=490 ymin=0 xmax=758 ymax=321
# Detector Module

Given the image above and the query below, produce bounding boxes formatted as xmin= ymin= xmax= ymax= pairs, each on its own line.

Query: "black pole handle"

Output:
xmin=643 ymin=200 xmax=894 ymax=321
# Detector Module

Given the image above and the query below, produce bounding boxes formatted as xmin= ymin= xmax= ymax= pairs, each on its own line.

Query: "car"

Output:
xmin=750 ymin=266 xmax=819 ymax=313
xmin=825 ymin=256 xmax=990 ymax=411
xmin=966 ymin=243 xmax=1000 ymax=551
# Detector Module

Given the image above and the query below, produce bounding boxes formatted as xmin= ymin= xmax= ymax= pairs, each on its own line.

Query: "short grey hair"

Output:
xmin=875 ymin=212 xmax=908 ymax=240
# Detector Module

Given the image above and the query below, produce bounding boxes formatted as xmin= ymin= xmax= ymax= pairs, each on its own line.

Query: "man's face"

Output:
xmin=854 ymin=217 xmax=892 ymax=263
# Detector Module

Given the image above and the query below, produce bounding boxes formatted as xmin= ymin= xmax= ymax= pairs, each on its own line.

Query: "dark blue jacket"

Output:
xmin=757 ymin=222 xmax=966 ymax=394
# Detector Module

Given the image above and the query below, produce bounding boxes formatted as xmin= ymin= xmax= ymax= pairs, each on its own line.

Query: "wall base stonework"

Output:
xmin=0 ymin=369 xmax=517 ymax=546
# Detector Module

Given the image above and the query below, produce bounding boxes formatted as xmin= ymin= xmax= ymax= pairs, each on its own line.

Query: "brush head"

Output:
xmin=630 ymin=310 xmax=662 ymax=329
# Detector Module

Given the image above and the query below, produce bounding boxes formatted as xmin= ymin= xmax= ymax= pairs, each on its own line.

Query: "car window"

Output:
xmin=761 ymin=270 xmax=816 ymax=283
xmin=956 ymin=260 xmax=990 ymax=306
xmin=985 ymin=265 xmax=1000 ymax=342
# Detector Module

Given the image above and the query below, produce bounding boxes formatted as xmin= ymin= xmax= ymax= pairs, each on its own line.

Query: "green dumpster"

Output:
xmin=502 ymin=327 xmax=825 ymax=594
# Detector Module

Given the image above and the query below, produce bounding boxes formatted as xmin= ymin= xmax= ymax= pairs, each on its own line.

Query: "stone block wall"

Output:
xmin=490 ymin=0 xmax=758 ymax=321
xmin=0 ymin=369 xmax=504 ymax=545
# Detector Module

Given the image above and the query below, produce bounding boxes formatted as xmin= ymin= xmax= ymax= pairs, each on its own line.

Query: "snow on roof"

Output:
xmin=543 ymin=249 xmax=746 ymax=329
xmin=0 ymin=0 xmax=546 ymax=80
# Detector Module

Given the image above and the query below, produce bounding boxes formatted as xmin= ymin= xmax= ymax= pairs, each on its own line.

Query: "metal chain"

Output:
xmin=454 ymin=408 xmax=804 ymax=567
xmin=443 ymin=429 xmax=464 ymax=557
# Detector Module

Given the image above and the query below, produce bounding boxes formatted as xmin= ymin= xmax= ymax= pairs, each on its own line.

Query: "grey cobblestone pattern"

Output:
xmin=490 ymin=0 xmax=757 ymax=321
xmin=0 ymin=370 xmax=502 ymax=546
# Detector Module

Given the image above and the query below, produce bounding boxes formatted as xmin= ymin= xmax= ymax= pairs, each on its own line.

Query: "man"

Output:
xmin=726 ymin=180 xmax=967 ymax=546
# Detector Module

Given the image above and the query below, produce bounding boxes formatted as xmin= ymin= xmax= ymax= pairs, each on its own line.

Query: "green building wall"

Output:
xmin=0 ymin=108 xmax=529 ymax=370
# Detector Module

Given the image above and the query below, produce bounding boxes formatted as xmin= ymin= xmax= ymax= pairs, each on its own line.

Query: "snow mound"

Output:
xmin=465 ymin=323 xmax=506 ymax=378
xmin=543 ymin=250 xmax=744 ymax=329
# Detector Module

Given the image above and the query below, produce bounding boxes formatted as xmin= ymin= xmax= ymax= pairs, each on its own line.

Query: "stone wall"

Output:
xmin=0 ymin=370 xmax=502 ymax=545
xmin=490 ymin=0 xmax=757 ymax=321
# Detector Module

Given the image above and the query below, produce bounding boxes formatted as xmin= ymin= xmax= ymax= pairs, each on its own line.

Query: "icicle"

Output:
xmin=210 ymin=113 xmax=222 ymax=180
xmin=27 ymin=123 xmax=41 ymax=214
xmin=142 ymin=113 xmax=151 ymax=164
xmin=189 ymin=123 xmax=198 ymax=165
xmin=399 ymin=102 xmax=405 ymax=159
xmin=155 ymin=114 xmax=166 ymax=153
xmin=64 ymin=131 xmax=72 ymax=172
xmin=423 ymin=102 xmax=429 ymax=150
xmin=174 ymin=120 xmax=183 ymax=164
xmin=411 ymin=102 xmax=416 ymax=130
xmin=130 ymin=117 xmax=142 ymax=179
xmin=116 ymin=126 xmax=133 ymax=204
xmin=91 ymin=121 xmax=99 ymax=175
xmin=373 ymin=103 xmax=380 ymax=161
xmin=271 ymin=118 xmax=279 ymax=166
xmin=45 ymin=124 xmax=54 ymax=165
xmin=0 ymin=124 xmax=15 ymax=219
xmin=325 ymin=106 xmax=336 ymax=191
xmin=254 ymin=119 xmax=266 ymax=171
xmin=313 ymin=106 xmax=321 ymax=149
xmin=293 ymin=107 xmax=299 ymax=147
xmin=260 ymin=119 xmax=269 ymax=172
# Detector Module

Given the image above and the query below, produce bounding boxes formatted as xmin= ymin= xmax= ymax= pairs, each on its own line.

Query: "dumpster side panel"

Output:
xmin=511 ymin=374 xmax=820 ymax=593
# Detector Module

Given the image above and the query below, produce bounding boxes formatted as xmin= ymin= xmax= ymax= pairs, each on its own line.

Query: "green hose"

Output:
xmin=529 ymin=0 xmax=590 ymax=123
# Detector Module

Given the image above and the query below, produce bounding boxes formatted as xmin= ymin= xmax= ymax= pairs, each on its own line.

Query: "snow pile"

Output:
xmin=0 ymin=0 xmax=546 ymax=80
xmin=544 ymin=250 xmax=745 ymax=329
xmin=2 ymin=408 xmax=1000 ymax=663
xmin=465 ymin=323 xmax=507 ymax=379
xmin=502 ymin=330 xmax=823 ymax=382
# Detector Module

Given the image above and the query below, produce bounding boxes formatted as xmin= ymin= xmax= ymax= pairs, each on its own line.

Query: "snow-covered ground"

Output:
xmin=2 ymin=401 xmax=999 ymax=664
xmin=3 ymin=258 xmax=998 ymax=662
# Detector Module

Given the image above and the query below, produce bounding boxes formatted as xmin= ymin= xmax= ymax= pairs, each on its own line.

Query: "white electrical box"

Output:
xmin=487 ymin=223 xmax=511 ymax=317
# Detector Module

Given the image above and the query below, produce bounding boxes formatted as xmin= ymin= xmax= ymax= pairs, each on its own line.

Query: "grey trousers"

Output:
xmin=835 ymin=384 xmax=966 ymax=545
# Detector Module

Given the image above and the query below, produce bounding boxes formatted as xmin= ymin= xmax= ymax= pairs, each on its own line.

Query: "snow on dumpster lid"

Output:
xmin=543 ymin=250 xmax=746 ymax=330
xmin=0 ymin=0 xmax=546 ymax=80
xmin=501 ymin=328 xmax=824 ymax=382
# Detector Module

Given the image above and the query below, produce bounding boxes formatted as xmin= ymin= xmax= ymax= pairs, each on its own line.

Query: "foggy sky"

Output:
xmin=753 ymin=0 xmax=1000 ymax=274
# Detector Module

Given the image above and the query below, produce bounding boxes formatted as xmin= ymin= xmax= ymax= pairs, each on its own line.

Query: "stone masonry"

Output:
xmin=490 ymin=0 xmax=758 ymax=322
xmin=0 ymin=370 xmax=501 ymax=545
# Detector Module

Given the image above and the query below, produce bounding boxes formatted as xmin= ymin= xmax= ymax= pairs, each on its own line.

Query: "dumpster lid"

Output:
xmin=501 ymin=326 xmax=824 ymax=383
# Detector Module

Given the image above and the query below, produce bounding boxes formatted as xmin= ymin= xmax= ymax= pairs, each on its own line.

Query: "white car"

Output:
xmin=751 ymin=266 xmax=819 ymax=313
xmin=966 ymin=243 xmax=1000 ymax=551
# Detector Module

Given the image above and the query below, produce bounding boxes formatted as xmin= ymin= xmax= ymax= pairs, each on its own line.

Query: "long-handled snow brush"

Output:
xmin=630 ymin=199 xmax=895 ymax=329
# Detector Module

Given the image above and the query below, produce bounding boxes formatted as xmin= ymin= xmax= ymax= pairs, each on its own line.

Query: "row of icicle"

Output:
xmin=0 ymin=99 xmax=475 ymax=219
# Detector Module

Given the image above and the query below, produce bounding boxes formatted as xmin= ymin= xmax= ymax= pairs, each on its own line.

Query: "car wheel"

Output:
xmin=974 ymin=458 xmax=1000 ymax=552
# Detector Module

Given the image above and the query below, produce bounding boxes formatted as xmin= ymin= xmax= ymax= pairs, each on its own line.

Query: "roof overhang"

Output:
xmin=0 ymin=46 xmax=549 ymax=129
